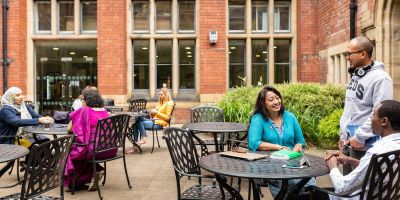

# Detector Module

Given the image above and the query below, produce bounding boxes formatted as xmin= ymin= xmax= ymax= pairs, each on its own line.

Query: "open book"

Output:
xmin=270 ymin=150 xmax=302 ymax=160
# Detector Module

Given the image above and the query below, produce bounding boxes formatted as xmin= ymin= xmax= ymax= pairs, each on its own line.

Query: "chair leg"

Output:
xmin=156 ymin=130 xmax=160 ymax=148
xmin=102 ymin=162 xmax=106 ymax=186
xmin=94 ymin=162 xmax=103 ymax=200
xmin=122 ymin=153 xmax=132 ymax=189
xmin=151 ymin=129 xmax=155 ymax=153
xmin=71 ymin=171 xmax=76 ymax=195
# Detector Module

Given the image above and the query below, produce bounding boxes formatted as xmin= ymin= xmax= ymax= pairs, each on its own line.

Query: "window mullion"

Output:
xmin=74 ymin=0 xmax=80 ymax=35
xmin=51 ymin=0 xmax=57 ymax=35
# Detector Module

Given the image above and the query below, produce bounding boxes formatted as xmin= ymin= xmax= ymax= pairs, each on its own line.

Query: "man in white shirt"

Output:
xmin=323 ymin=100 xmax=400 ymax=200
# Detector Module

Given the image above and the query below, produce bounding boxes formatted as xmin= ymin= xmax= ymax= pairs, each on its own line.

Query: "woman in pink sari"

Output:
xmin=64 ymin=88 xmax=116 ymax=191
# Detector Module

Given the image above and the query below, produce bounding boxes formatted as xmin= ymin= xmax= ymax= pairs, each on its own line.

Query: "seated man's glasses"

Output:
xmin=344 ymin=50 xmax=365 ymax=57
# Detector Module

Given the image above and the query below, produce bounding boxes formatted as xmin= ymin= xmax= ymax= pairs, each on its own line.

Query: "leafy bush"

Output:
xmin=218 ymin=83 xmax=345 ymax=146
xmin=318 ymin=109 xmax=343 ymax=149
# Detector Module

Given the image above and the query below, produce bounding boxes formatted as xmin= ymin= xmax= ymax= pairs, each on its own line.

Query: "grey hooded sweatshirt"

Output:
xmin=339 ymin=61 xmax=393 ymax=144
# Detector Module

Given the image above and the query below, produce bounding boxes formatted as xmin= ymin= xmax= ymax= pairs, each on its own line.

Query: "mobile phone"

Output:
xmin=282 ymin=164 xmax=305 ymax=169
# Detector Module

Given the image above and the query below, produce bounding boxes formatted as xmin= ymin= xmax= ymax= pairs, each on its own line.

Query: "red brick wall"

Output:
xmin=97 ymin=0 xmax=127 ymax=95
xmin=199 ymin=0 xmax=226 ymax=94
xmin=0 ymin=0 xmax=27 ymax=94
xmin=316 ymin=0 xmax=367 ymax=82
xmin=297 ymin=0 xmax=320 ymax=82
xmin=172 ymin=107 xmax=190 ymax=124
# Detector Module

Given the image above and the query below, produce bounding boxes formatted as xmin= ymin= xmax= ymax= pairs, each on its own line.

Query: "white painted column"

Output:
xmin=334 ymin=55 xmax=340 ymax=84
xmin=74 ymin=0 xmax=80 ymax=35
xmin=51 ymin=0 xmax=57 ymax=35
xmin=340 ymin=53 xmax=347 ymax=85
xmin=172 ymin=38 xmax=179 ymax=97
xmin=327 ymin=56 xmax=334 ymax=83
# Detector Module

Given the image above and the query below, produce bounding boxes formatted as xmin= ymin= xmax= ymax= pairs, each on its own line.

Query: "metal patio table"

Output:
xmin=199 ymin=152 xmax=329 ymax=200
xmin=183 ymin=122 xmax=247 ymax=152
xmin=0 ymin=144 xmax=29 ymax=188
xmin=23 ymin=124 xmax=69 ymax=141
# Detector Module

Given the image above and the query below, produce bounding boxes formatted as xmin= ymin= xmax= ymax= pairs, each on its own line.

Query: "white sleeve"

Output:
xmin=330 ymin=152 xmax=372 ymax=195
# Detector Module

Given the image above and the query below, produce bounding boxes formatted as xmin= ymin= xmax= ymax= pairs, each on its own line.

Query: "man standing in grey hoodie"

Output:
xmin=339 ymin=36 xmax=393 ymax=173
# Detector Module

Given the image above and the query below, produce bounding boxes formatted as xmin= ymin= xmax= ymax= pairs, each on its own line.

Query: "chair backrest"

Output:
xmin=129 ymin=99 xmax=147 ymax=112
xmin=92 ymin=114 xmax=131 ymax=154
xmin=191 ymin=105 xmax=224 ymax=123
xmin=163 ymin=127 xmax=201 ymax=177
xmin=166 ymin=103 xmax=176 ymax=126
xmin=20 ymin=135 xmax=74 ymax=199
xmin=360 ymin=149 xmax=400 ymax=199
xmin=25 ymin=101 xmax=35 ymax=109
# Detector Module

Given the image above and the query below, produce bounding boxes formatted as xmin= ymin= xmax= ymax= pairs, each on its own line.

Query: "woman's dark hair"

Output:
xmin=82 ymin=88 xmax=104 ymax=108
xmin=252 ymin=85 xmax=285 ymax=121
xmin=377 ymin=100 xmax=400 ymax=131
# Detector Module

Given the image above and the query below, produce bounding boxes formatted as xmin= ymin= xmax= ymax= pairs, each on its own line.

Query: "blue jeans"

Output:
xmin=133 ymin=117 xmax=162 ymax=142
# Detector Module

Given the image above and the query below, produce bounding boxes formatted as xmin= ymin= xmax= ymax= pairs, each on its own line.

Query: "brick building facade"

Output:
xmin=0 ymin=0 xmax=399 ymax=123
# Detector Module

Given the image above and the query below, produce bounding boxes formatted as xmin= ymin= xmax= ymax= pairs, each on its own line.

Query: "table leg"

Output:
xmin=286 ymin=178 xmax=311 ymax=198
xmin=275 ymin=179 xmax=288 ymax=200
xmin=214 ymin=133 xmax=219 ymax=152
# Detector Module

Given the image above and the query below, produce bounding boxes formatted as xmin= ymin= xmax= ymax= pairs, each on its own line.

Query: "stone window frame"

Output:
xmin=128 ymin=0 xmax=199 ymax=99
xmin=227 ymin=0 xmax=297 ymax=87
xmin=33 ymin=0 xmax=97 ymax=35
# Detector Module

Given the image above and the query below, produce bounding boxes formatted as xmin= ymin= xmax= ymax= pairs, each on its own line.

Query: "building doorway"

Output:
xmin=35 ymin=40 xmax=97 ymax=115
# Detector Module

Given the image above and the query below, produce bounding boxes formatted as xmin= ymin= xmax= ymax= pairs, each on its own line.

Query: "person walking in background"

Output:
xmin=125 ymin=87 xmax=174 ymax=154
xmin=338 ymin=36 xmax=393 ymax=173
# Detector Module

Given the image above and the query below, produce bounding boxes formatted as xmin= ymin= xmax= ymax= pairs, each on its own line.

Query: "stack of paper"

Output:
xmin=270 ymin=150 xmax=302 ymax=160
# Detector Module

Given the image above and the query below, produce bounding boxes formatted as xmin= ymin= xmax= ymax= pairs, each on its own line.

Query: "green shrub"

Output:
xmin=218 ymin=83 xmax=345 ymax=146
xmin=318 ymin=109 xmax=343 ymax=149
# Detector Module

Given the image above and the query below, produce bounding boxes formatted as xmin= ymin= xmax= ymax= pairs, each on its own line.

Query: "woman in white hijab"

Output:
xmin=0 ymin=87 xmax=53 ymax=177
xmin=0 ymin=87 xmax=51 ymax=144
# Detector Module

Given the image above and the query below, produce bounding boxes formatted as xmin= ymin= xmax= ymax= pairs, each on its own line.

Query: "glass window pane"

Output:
xmin=274 ymin=2 xmax=290 ymax=31
xmin=229 ymin=5 xmax=245 ymax=31
xmin=179 ymin=40 xmax=195 ymax=89
xmin=82 ymin=2 xmax=97 ymax=31
xmin=156 ymin=1 xmax=172 ymax=31
xmin=274 ymin=40 xmax=290 ymax=83
xmin=133 ymin=40 xmax=149 ymax=89
xmin=179 ymin=1 xmax=195 ymax=31
xmin=252 ymin=1 xmax=268 ymax=32
xmin=35 ymin=40 xmax=97 ymax=116
xmin=133 ymin=1 xmax=149 ymax=31
xmin=156 ymin=40 xmax=172 ymax=89
xmin=59 ymin=2 xmax=74 ymax=32
xmin=36 ymin=2 xmax=51 ymax=32
xmin=229 ymin=40 xmax=246 ymax=88
xmin=252 ymin=40 xmax=268 ymax=85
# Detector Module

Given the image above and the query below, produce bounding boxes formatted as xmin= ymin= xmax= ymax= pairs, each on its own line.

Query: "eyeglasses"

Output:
xmin=344 ymin=50 xmax=365 ymax=57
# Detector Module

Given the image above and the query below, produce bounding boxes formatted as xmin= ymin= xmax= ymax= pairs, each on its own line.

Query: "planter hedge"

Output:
xmin=218 ymin=83 xmax=345 ymax=146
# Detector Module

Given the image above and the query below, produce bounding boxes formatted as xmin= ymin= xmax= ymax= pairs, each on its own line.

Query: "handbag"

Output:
xmin=53 ymin=111 xmax=71 ymax=124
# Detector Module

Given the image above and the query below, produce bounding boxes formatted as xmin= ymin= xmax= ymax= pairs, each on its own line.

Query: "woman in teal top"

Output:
xmin=248 ymin=85 xmax=313 ymax=199
xmin=248 ymin=86 xmax=305 ymax=151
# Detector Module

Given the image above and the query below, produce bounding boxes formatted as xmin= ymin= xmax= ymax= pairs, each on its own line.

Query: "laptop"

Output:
xmin=219 ymin=151 xmax=269 ymax=161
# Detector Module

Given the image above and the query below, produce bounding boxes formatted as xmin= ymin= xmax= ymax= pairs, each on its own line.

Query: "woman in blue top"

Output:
xmin=248 ymin=85 xmax=314 ymax=199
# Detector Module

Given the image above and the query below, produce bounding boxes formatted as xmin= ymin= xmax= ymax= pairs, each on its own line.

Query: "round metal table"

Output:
xmin=183 ymin=122 xmax=247 ymax=152
xmin=199 ymin=152 xmax=329 ymax=200
xmin=23 ymin=124 xmax=69 ymax=140
xmin=0 ymin=144 xmax=29 ymax=164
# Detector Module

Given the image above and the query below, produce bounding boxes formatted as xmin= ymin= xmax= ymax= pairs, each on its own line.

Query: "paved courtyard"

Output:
xmin=0 ymin=125 xmax=334 ymax=200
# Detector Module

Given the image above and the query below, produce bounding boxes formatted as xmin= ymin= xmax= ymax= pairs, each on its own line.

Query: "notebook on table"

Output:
xmin=219 ymin=151 xmax=269 ymax=161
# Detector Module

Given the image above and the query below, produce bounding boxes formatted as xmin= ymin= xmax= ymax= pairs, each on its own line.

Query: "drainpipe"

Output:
xmin=349 ymin=0 xmax=357 ymax=39
xmin=2 ymin=0 xmax=9 ymax=93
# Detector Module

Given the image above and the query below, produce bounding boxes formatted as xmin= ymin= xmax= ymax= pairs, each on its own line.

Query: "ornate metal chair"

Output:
xmin=190 ymin=105 xmax=225 ymax=152
xmin=128 ymin=99 xmax=147 ymax=112
xmin=24 ymin=101 xmax=35 ymax=110
xmin=147 ymin=103 xmax=176 ymax=153
xmin=71 ymin=114 xmax=132 ymax=200
xmin=0 ymin=135 xmax=74 ymax=200
xmin=308 ymin=149 xmax=400 ymax=200
xmin=163 ymin=127 xmax=243 ymax=200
